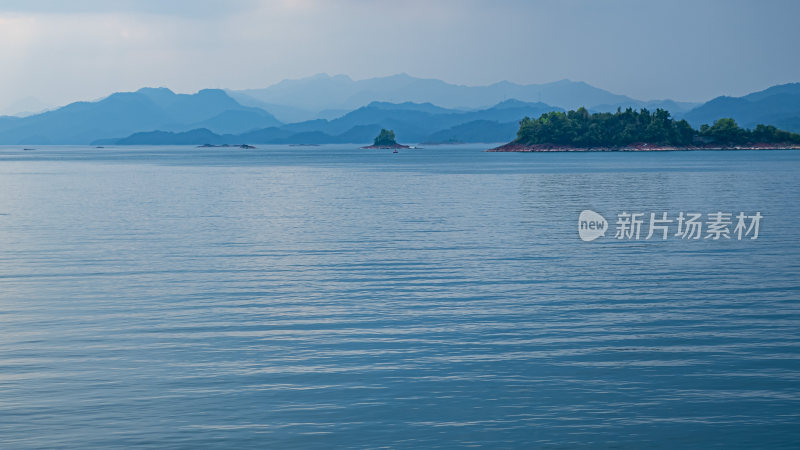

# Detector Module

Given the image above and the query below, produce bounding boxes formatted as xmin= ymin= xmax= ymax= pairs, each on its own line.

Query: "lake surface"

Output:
xmin=1 ymin=144 xmax=799 ymax=448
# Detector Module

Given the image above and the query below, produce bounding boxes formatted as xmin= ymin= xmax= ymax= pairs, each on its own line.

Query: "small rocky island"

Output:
xmin=489 ymin=108 xmax=800 ymax=152
xmin=361 ymin=129 xmax=410 ymax=149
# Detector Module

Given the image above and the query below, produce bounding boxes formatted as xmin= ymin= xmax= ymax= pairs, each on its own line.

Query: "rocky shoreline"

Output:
xmin=487 ymin=142 xmax=800 ymax=152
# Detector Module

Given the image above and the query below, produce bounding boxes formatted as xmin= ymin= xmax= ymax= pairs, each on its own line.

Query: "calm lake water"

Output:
xmin=1 ymin=144 xmax=799 ymax=448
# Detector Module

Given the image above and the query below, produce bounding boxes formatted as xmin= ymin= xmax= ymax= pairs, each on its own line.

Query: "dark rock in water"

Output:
xmin=197 ymin=143 xmax=255 ymax=149
xmin=361 ymin=143 xmax=411 ymax=149
xmin=362 ymin=128 xmax=410 ymax=149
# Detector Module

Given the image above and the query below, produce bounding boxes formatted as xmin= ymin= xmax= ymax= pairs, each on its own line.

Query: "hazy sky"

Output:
xmin=1 ymin=0 xmax=799 ymax=111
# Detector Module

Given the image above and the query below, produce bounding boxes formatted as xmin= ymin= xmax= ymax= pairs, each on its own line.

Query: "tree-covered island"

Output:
xmin=490 ymin=107 xmax=800 ymax=152
xmin=361 ymin=129 xmax=410 ymax=149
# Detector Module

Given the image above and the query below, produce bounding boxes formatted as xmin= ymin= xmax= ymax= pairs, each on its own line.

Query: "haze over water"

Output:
xmin=1 ymin=145 xmax=799 ymax=448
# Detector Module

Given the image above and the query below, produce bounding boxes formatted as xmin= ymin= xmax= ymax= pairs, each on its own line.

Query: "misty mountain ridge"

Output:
xmin=2 ymin=75 xmax=798 ymax=145
xmin=0 ymin=96 xmax=53 ymax=117
xmin=229 ymin=73 xmax=698 ymax=122
xmin=96 ymin=99 xmax=563 ymax=145
xmin=0 ymin=87 xmax=281 ymax=144
xmin=284 ymin=98 xmax=559 ymax=142
xmin=684 ymin=83 xmax=800 ymax=133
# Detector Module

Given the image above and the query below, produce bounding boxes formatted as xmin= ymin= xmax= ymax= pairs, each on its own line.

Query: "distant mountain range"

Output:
xmin=0 ymin=88 xmax=280 ymax=144
xmin=95 ymin=99 xmax=561 ymax=145
xmin=684 ymin=83 xmax=800 ymax=133
xmin=228 ymin=73 xmax=698 ymax=122
xmin=0 ymin=74 xmax=797 ymax=145
xmin=0 ymin=96 xmax=52 ymax=117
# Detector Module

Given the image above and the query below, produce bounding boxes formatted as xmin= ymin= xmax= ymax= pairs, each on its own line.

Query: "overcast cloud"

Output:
xmin=1 ymin=0 xmax=798 ymax=111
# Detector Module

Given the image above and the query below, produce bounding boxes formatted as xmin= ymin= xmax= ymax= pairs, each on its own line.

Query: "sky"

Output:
xmin=1 ymin=0 xmax=799 ymax=113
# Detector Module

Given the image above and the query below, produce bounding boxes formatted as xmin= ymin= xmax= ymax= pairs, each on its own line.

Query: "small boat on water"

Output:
xmin=393 ymin=149 xmax=398 ymax=154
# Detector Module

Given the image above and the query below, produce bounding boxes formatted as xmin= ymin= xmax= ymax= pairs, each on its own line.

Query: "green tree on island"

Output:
xmin=373 ymin=129 xmax=398 ymax=146
xmin=513 ymin=107 xmax=800 ymax=147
